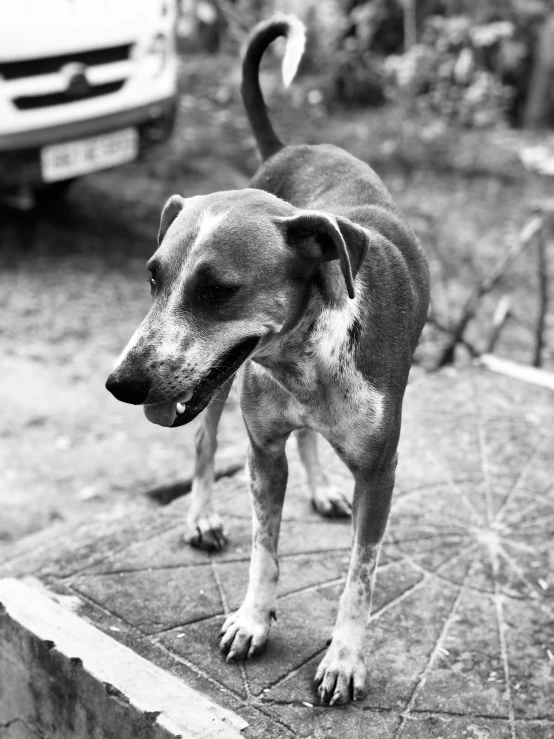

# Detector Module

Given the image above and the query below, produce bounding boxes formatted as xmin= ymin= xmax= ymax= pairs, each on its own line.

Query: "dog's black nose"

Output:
xmin=105 ymin=371 xmax=151 ymax=405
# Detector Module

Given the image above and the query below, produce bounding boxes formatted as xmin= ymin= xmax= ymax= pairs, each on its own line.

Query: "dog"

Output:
xmin=106 ymin=15 xmax=429 ymax=705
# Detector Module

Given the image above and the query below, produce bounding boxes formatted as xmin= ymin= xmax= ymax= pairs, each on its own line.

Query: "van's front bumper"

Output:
xmin=0 ymin=95 xmax=177 ymax=189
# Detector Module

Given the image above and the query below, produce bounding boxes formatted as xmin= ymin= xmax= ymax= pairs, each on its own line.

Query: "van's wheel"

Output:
xmin=34 ymin=179 xmax=76 ymax=206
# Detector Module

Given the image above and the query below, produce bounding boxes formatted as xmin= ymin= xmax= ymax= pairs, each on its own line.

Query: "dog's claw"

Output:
xmin=185 ymin=513 xmax=227 ymax=551
xmin=314 ymin=641 xmax=367 ymax=706
xmin=225 ymin=631 xmax=253 ymax=662
xmin=353 ymin=685 xmax=365 ymax=701
xmin=219 ymin=607 xmax=270 ymax=661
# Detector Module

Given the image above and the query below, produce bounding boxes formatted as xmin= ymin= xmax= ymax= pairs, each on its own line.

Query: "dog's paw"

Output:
xmin=185 ymin=513 xmax=227 ymax=551
xmin=219 ymin=607 xmax=271 ymax=661
xmin=312 ymin=484 xmax=352 ymax=518
xmin=314 ymin=642 xmax=367 ymax=705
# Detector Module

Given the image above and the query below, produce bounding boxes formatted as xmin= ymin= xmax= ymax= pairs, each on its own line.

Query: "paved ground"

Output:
xmin=1 ymin=367 xmax=553 ymax=738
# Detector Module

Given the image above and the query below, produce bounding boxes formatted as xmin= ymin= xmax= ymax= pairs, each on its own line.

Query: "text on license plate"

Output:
xmin=41 ymin=128 xmax=138 ymax=183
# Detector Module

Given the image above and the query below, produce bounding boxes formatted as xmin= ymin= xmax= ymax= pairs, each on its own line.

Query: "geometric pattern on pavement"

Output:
xmin=1 ymin=368 xmax=552 ymax=738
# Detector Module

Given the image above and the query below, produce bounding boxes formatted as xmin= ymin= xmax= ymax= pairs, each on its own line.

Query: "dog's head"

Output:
xmin=105 ymin=188 xmax=369 ymax=427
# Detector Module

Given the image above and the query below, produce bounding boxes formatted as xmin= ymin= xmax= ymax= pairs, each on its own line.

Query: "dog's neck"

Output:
xmin=251 ymin=280 xmax=362 ymax=402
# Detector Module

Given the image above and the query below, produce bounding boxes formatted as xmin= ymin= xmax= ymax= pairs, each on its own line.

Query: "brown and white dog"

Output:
xmin=106 ymin=15 xmax=429 ymax=705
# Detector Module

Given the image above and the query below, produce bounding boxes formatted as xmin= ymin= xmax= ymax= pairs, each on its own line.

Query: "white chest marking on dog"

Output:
xmin=314 ymin=297 xmax=360 ymax=368
xmin=313 ymin=296 xmax=386 ymax=437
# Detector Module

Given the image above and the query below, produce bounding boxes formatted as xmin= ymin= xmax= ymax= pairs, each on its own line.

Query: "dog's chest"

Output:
xmin=254 ymin=303 xmax=385 ymax=442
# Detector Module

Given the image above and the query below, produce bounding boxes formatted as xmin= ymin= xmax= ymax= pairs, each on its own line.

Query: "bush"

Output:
xmin=322 ymin=0 xmax=403 ymax=108
xmin=324 ymin=0 xmax=549 ymax=125
xmin=329 ymin=42 xmax=387 ymax=108
xmin=385 ymin=15 xmax=517 ymax=128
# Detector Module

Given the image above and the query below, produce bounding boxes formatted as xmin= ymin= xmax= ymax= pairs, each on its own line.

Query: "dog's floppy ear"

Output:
xmin=277 ymin=211 xmax=370 ymax=299
xmin=158 ymin=195 xmax=185 ymax=245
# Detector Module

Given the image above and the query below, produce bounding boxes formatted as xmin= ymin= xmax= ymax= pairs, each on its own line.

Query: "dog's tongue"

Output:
xmin=143 ymin=401 xmax=177 ymax=427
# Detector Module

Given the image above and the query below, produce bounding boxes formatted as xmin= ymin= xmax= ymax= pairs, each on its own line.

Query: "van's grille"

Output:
xmin=13 ymin=81 xmax=126 ymax=110
xmin=0 ymin=44 xmax=132 ymax=80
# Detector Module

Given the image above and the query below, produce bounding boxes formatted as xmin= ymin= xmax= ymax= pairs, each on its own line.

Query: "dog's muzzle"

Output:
xmin=141 ymin=336 xmax=260 ymax=429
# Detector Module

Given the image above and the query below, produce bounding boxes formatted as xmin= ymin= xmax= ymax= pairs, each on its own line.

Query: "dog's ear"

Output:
xmin=277 ymin=211 xmax=370 ymax=299
xmin=158 ymin=195 xmax=185 ymax=245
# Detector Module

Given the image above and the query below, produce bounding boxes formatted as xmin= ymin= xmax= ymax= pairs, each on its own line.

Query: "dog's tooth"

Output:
xmin=176 ymin=402 xmax=186 ymax=414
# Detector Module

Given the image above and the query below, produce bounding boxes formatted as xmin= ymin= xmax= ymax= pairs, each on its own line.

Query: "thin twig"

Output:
xmin=485 ymin=295 xmax=512 ymax=354
xmin=427 ymin=312 xmax=451 ymax=334
xmin=533 ymin=226 xmax=548 ymax=367
xmin=427 ymin=313 xmax=479 ymax=356
xmin=437 ymin=214 xmax=544 ymax=368
xmin=460 ymin=337 xmax=480 ymax=357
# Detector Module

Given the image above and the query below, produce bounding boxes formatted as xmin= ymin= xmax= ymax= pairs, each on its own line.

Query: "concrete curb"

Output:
xmin=0 ymin=578 xmax=248 ymax=739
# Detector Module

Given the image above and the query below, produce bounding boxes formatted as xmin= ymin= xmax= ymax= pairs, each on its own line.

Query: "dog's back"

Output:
xmin=242 ymin=17 xmax=429 ymax=368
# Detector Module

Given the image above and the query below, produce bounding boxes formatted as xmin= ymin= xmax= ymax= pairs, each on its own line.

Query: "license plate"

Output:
xmin=41 ymin=128 xmax=138 ymax=182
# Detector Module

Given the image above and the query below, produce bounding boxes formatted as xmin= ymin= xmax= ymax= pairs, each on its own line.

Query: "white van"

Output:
xmin=0 ymin=0 xmax=179 ymax=206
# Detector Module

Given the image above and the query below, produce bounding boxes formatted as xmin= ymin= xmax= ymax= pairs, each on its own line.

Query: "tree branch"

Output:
xmin=532 ymin=225 xmax=549 ymax=367
xmin=436 ymin=214 xmax=544 ymax=368
xmin=485 ymin=295 xmax=512 ymax=354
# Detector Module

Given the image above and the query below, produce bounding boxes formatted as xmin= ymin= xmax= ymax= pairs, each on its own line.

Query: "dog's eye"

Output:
xmin=148 ymin=272 xmax=158 ymax=292
xmin=196 ymin=283 xmax=237 ymax=304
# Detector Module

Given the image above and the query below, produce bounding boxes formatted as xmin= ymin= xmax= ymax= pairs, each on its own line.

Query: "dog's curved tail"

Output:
xmin=241 ymin=14 xmax=306 ymax=161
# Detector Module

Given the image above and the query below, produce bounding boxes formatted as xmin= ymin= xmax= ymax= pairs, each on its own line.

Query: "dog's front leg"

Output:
xmin=219 ymin=433 xmax=288 ymax=661
xmin=185 ymin=378 xmax=233 ymax=550
xmin=315 ymin=454 xmax=396 ymax=705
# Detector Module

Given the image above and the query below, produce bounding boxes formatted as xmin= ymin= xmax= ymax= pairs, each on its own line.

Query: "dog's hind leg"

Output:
xmin=185 ymin=378 xmax=233 ymax=551
xmin=296 ymin=428 xmax=352 ymax=518
xmin=315 ymin=450 xmax=397 ymax=705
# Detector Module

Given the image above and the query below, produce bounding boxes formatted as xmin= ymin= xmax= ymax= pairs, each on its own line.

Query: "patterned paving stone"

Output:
xmin=262 ymin=704 xmax=401 ymax=738
xmin=159 ymin=615 xmax=247 ymax=697
xmin=399 ymin=714 xmax=512 ymax=739
xmin=363 ymin=578 xmax=464 ymax=711
xmin=412 ymin=415 xmax=485 ymax=485
xmin=514 ymin=720 xmax=554 ymax=739
xmin=2 ymin=367 xmax=552 ymax=737
xmin=413 ymin=588 xmax=507 ymax=717
xmin=85 ymin=518 xmax=253 ymax=574
xmin=402 ymin=369 xmax=479 ymax=418
xmin=71 ymin=566 xmax=223 ymax=634
xmin=479 ymin=417 xmax=547 ymax=498
xmin=265 ymin=577 xmax=462 ymax=710
xmin=504 ymin=598 xmax=554 ymax=720
xmin=395 ymin=426 xmax=456 ymax=493
xmin=473 ymin=371 xmax=554 ymax=420
xmin=370 ymin=560 xmax=425 ymax=614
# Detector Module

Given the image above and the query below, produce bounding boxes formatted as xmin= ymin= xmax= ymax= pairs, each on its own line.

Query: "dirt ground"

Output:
xmin=1 ymin=53 xmax=553 ymax=552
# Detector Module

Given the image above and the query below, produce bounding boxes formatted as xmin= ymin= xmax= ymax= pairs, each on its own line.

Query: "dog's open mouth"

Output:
xmin=143 ymin=336 xmax=259 ymax=428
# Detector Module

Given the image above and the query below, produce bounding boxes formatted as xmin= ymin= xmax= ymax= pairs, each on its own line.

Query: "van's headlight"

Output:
xmin=143 ymin=34 xmax=167 ymax=77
